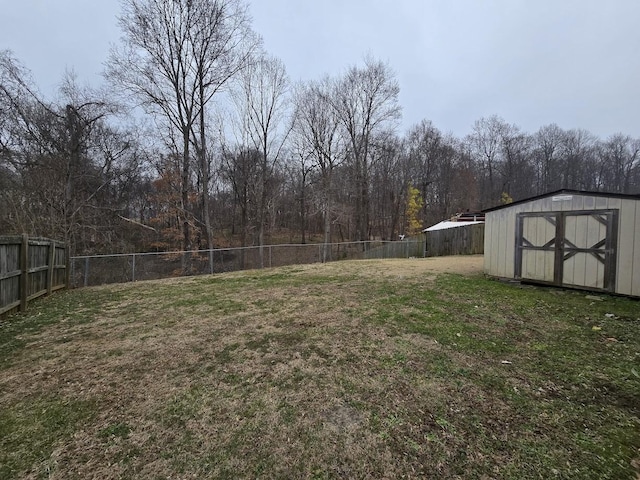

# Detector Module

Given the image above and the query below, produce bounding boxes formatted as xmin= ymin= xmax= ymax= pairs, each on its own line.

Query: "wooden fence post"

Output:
xmin=66 ymin=247 xmax=71 ymax=290
xmin=47 ymin=241 xmax=55 ymax=295
xmin=20 ymin=234 xmax=28 ymax=312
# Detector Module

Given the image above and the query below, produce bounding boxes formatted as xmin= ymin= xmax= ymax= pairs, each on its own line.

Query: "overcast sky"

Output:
xmin=2 ymin=0 xmax=639 ymax=139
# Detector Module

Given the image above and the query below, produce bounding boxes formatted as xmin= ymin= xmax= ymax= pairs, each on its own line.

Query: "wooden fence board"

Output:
xmin=0 ymin=235 xmax=67 ymax=317
xmin=362 ymin=237 xmax=425 ymax=259
xmin=425 ymin=223 xmax=485 ymax=257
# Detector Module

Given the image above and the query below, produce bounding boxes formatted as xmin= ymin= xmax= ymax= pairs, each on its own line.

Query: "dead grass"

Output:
xmin=0 ymin=256 xmax=638 ymax=479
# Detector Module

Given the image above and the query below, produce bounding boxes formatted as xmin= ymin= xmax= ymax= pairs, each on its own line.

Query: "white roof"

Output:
xmin=423 ymin=220 xmax=484 ymax=232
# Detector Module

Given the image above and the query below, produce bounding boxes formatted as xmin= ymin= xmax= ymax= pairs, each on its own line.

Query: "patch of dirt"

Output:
xmin=367 ymin=255 xmax=484 ymax=277
xmin=322 ymin=403 xmax=363 ymax=433
xmin=295 ymin=254 xmax=484 ymax=279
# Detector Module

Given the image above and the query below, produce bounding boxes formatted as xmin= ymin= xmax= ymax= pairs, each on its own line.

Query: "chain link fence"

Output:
xmin=70 ymin=238 xmax=426 ymax=287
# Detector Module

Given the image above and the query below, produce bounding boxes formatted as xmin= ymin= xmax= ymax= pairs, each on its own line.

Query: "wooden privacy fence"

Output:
xmin=363 ymin=236 xmax=425 ymax=259
xmin=0 ymin=235 xmax=68 ymax=317
xmin=425 ymin=223 xmax=485 ymax=257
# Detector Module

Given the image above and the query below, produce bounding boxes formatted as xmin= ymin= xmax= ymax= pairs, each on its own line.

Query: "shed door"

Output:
xmin=516 ymin=214 xmax=557 ymax=283
xmin=515 ymin=210 xmax=618 ymax=292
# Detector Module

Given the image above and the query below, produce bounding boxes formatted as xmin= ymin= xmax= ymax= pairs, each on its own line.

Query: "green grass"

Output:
xmin=0 ymin=260 xmax=638 ymax=479
xmin=0 ymin=397 xmax=96 ymax=478
xmin=0 ymin=289 xmax=125 ymax=367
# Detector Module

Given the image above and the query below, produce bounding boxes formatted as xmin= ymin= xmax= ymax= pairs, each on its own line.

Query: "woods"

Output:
xmin=1 ymin=0 xmax=639 ymax=259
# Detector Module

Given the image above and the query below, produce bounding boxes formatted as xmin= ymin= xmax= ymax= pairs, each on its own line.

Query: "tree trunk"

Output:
xmin=258 ymin=143 xmax=268 ymax=268
xmin=181 ymin=128 xmax=192 ymax=274
xmin=198 ymin=77 xmax=214 ymax=272
xmin=362 ymin=157 xmax=370 ymax=242
xmin=300 ymin=171 xmax=306 ymax=244
xmin=322 ymin=194 xmax=332 ymax=262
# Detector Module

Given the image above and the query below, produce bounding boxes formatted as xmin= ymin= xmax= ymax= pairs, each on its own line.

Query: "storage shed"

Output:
xmin=483 ymin=189 xmax=640 ymax=297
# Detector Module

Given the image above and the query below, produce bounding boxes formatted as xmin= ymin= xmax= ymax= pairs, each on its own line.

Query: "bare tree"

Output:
xmin=288 ymin=144 xmax=314 ymax=244
xmin=220 ymin=146 xmax=260 ymax=267
xmin=532 ymin=124 xmax=565 ymax=194
xmin=598 ymin=134 xmax=640 ymax=193
xmin=1 ymin=54 xmax=143 ymax=253
xmin=497 ymin=122 xmax=534 ymax=200
xmin=292 ymin=78 xmax=343 ymax=259
xmin=403 ymin=124 xmax=476 ymax=225
xmin=107 ymin=0 xmax=257 ymax=270
xmin=187 ymin=1 xmax=257 ymax=252
xmin=327 ymin=57 xmax=401 ymax=242
xmin=406 ymin=120 xmax=447 ymax=221
xmin=369 ymin=131 xmax=408 ymax=239
xmin=467 ymin=115 xmax=508 ymax=208
xmin=232 ymin=54 xmax=290 ymax=266
xmin=560 ymin=128 xmax=597 ymax=190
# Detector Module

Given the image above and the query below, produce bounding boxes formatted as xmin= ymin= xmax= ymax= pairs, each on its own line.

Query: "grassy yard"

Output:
xmin=1 ymin=258 xmax=639 ymax=479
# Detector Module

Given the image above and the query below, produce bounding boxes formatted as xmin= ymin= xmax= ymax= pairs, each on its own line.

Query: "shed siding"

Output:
xmin=583 ymin=195 xmax=596 ymax=210
xmin=617 ymin=200 xmax=634 ymax=295
xmin=634 ymin=203 xmax=640 ymax=296
xmin=483 ymin=210 xmax=492 ymax=273
xmin=618 ymin=199 xmax=640 ymax=296
xmin=485 ymin=192 xmax=640 ymax=297
xmin=484 ymin=207 xmax=514 ymax=278
xmin=483 ymin=215 xmax=492 ymax=272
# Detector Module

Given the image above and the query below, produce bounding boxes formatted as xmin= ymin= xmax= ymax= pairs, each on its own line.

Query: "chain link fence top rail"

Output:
xmin=70 ymin=239 xmax=427 ymax=287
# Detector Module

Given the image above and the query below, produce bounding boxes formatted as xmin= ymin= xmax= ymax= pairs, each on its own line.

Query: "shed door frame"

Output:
xmin=515 ymin=209 xmax=618 ymax=292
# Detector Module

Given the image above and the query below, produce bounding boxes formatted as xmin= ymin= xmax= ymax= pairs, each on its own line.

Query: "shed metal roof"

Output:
xmin=423 ymin=220 xmax=484 ymax=232
xmin=482 ymin=189 xmax=640 ymax=213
